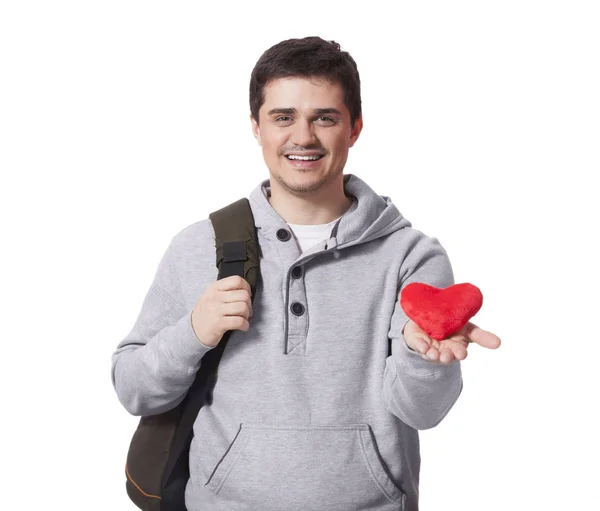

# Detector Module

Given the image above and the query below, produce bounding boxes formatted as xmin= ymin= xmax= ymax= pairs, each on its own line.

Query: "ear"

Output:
xmin=348 ymin=115 xmax=363 ymax=148
xmin=251 ymin=114 xmax=262 ymax=146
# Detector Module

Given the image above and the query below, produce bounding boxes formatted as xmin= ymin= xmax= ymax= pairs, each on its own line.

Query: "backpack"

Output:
xmin=124 ymin=198 xmax=260 ymax=511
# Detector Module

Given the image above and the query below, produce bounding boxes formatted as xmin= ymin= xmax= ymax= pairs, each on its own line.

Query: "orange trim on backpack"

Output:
xmin=125 ymin=463 xmax=162 ymax=500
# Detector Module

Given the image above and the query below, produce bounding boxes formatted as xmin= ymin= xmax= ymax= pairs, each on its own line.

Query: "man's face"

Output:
xmin=251 ymin=76 xmax=362 ymax=196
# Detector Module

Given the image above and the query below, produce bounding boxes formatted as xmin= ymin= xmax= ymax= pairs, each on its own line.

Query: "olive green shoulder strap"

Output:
xmin=208 ymin=197 xmax=260 ymax=301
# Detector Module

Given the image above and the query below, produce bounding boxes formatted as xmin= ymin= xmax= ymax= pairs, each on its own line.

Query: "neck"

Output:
xmin=267 ymin=175 xmax=354 ymax=225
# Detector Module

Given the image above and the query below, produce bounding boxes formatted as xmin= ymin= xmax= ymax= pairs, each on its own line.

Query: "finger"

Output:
xmin=220 ymin=288 xmax=253 ymax=319
xmin=443 ymin=340 xmax=468 ymax=361
xmin=216 ymin=275 xmax=252 ymax=294
xmin=424 ymin=345 xmax=440 ymax=362
xmin=463 ymin=322 xmax=501 ymax=349
xmin=220 ymin=289 xmax=252 ymax=304
xmin=409 ymin=335 xmax=431 ymax=355
xmin=440 ymin=336 xmax=469 ymax=351
xmin=221 ymin=315 xmax=250 ymax=332
xmin=403 ymin=327 xmax=434 ymax=353
xmin=438 ymin=346 xmax=456 ymax=364
xmin=222 ymin=301 xmax=251 ymax=320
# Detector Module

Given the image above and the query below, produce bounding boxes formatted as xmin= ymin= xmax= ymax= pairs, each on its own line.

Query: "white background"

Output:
xmin=1 ymin=1 xmax=598 ymax=510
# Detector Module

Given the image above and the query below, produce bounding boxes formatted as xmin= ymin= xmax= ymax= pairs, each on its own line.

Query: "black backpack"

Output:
xmin=124 ymin=198 xmax=260 ymax=511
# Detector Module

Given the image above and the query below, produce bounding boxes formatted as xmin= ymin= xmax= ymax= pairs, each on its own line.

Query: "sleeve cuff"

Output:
xmin=162 ymin=309 xmax=215 ymax=371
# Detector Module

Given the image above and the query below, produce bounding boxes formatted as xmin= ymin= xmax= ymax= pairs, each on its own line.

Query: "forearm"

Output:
xmin=112 ymin=306 xmax=213 ymax=417
xmin=382 ymin=233 xmax=463 ymax=429
xmin=383 ymin=323 xmax=463 ymax=430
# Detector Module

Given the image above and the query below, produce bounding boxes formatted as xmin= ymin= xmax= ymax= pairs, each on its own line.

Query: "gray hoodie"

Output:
xmin=112 ymin=173 xmax=463 ymax=511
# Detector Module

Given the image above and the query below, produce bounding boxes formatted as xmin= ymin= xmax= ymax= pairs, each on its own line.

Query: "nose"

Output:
xmin=290 ymin=119 xmax=318 ymax=147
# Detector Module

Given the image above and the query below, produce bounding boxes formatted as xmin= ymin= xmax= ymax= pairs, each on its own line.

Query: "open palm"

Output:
xmin=403 ymin=319 xmax=501 ymax=364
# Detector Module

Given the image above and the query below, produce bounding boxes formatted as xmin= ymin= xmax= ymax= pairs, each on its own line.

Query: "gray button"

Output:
xmin=291 ymin=302 xmax=305 ymax=316
xmin=276 ymin=229 xmax=291 ymax=241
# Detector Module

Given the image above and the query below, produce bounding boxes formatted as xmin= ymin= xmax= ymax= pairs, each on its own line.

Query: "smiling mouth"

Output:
xmin=285 ymin=155 xmax=325 ymax=161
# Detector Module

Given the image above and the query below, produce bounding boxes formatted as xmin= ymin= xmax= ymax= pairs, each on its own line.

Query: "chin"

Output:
xmin=281 ymin=172 xmax=331 ymax=195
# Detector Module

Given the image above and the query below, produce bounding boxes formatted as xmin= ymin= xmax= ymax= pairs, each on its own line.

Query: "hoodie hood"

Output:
xmin=248 ymin=174 xmax=412 ymax=252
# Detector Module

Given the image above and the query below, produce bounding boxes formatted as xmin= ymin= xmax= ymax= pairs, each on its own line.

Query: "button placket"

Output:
xmin=287 ymin=262 xmax=308 ymax=354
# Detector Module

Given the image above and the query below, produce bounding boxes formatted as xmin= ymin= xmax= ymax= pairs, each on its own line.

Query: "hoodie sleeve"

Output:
xmin=382 ymin=233 xmax=463 ymax=430
xmin=111 ymin=236 xmax=215 ymax=417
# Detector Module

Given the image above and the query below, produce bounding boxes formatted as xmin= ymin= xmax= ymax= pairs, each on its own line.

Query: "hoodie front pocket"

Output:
xmin=204 ymin=423 xmax=406 ymax=511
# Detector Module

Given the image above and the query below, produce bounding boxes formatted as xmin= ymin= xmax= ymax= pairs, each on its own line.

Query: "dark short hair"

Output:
xmin=249 ymin=36 xmax=362 ymax=126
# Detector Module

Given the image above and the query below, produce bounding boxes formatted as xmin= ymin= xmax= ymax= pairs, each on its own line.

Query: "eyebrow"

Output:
xmin=267 ymin=107 xmax=342 ymax=116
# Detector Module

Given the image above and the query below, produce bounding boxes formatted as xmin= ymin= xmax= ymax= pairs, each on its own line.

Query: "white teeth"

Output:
xmin=287 ymin=155 xmax=321 ymax=161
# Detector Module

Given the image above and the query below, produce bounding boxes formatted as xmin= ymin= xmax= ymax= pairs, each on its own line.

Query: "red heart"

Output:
xmin=400 ymin=282 xmax=483 ymax=340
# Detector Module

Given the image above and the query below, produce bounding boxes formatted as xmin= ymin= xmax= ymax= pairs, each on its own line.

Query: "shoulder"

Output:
xmin=168 ymin=218 xmax=216 ymax=259
xmin=385 ymin=227 xmax=452 ymax=282
xmin=388 ymin=224 xmax=449 ymax=254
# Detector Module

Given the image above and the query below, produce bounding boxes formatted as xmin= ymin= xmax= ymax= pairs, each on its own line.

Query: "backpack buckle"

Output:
xmin=222 ymin=240 xmax=247 ymax=262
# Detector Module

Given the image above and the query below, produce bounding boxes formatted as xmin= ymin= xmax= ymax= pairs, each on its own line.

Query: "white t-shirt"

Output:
xmin=287 ymin=216 xmax=342 ymax=253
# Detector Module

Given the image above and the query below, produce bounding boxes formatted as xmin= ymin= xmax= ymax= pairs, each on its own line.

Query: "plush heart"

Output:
xmin=400 ymin=282 xmax=483 ymax=340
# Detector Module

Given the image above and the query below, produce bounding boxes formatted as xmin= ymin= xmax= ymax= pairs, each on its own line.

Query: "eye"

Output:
xmin=275 ymin=116 xmax=293 ymax=122
xmin=316 ymin=116 xmax=336 ymax=125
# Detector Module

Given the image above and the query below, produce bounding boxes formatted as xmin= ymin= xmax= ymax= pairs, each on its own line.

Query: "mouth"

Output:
xmin=285 ymin=154 xmax=324 ymax=161
xmin=283 ymin=153 xmax=325 ymax=169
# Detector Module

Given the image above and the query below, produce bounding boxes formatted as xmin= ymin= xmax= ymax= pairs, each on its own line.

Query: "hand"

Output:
xmin=191 ymin=275 xmax=253 ymax=348
xmin=403 ymin=319 xmax=501 ymax=364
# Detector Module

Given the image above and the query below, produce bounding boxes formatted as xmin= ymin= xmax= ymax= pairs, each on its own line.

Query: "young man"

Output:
xmin=112 ymin=36 xmax=501 ymax=511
